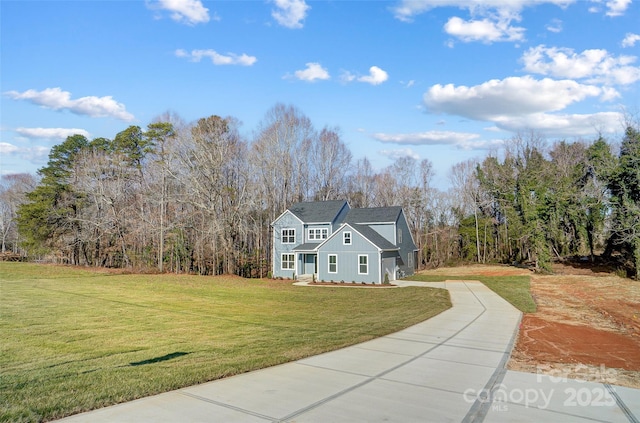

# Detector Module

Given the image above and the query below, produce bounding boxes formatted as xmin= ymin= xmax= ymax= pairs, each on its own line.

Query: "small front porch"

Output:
xmin=298 ymin=252 xmax=318 ymax=280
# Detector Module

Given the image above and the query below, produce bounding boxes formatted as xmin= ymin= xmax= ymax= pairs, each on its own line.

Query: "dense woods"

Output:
xmin=2 ymin=104 xmax=639 ymax=278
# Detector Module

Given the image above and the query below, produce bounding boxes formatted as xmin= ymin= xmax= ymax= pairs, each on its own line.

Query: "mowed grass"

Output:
xmin=0 ymin=263 xmax=451 ymax=422
xmin=408 ymin=273 xmax=536 ymax=313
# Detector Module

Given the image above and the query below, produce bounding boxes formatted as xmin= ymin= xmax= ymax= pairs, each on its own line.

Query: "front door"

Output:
xmin=303 ymin=254 xmax=318 ymax=275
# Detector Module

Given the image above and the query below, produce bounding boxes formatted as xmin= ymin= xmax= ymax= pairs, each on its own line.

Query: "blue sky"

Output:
xmin=2 ymin=0 xmax=639 ymax=188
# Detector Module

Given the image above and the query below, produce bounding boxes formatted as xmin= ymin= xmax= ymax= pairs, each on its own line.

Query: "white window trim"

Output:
xmin=358 ymin=254 xmax=368 ymax=275
xmin=343 ymin=231 xmax=351 ymax=245
xmin=308 ymin=228 xmax=328 ymax=241
xmin=282 ymin=228 xmax=295 ymax=244
xmin=328 ymin=254 xmax=337 ymax=274
xmin=281 ymin=253 xmax=295 ymax=270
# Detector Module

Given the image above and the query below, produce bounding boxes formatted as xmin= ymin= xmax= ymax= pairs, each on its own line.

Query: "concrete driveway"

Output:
xmin=58 ymin=281 xmax=639 ymax=423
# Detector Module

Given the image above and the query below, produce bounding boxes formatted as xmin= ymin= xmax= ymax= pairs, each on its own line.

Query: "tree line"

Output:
xmin=1 ymin=104 xmax=638 ymax=278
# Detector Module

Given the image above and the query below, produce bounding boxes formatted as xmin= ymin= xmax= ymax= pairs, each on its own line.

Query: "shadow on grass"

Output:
xmin=130 ymin=352 xmax=190 ymax=366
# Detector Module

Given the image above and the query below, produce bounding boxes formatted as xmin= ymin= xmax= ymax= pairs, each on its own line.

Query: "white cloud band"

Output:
xmin=522 ymin=45 xmax=640 ymax=85
xmin=16 ymin=127 xmax=90 ymax=140
xmin=4 ymin=87 xmax=134 ymax=121
xmin=373 ymin=130 xmax=504 ymax=150
xmin=175 ymin=49 xmax=257 ymax=66
xmin=424 ymin=76 xmax=606 ymax=121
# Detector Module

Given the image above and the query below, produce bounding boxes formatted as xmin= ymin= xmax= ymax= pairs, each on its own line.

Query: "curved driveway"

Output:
xmin=59 ymin=281 xmax=639 ymax=423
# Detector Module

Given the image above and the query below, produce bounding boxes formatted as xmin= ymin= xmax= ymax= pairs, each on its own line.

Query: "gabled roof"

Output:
xmin=344 ymin=206 xmax=402 ymax=224
xmin=317 ymin=223 xmax=398 ymax=253
xmin=350 ymin=224 xmax=399 ymax=251
xmin=288 ymin=200 xmax=349 ymax=223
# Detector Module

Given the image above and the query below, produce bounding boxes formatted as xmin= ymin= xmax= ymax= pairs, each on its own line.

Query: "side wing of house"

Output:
xmin=395 ymin=209 xmax=418 ymax=277
xmin=271 ymin=210 xmax=303 ymax=278
xmin=317 ymin=224 xmax=384 ymax=284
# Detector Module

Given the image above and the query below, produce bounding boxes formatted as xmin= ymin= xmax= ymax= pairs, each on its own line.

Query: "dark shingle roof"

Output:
xmin=350 ymin=224 xmax=399 ymax=251
xmin=344 ymin=207 xmax=402 ymax=224
xmin=288 ymin=200 xmax=348 ymax=223
xmin=293 ymin=242 xmax=321 ymax=252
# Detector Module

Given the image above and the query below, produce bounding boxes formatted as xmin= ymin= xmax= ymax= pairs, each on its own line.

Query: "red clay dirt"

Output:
xmin=421 ymin=264 xmax=640 ymax=389
xmin=511 ymin=264 xmax=640 ymax=389
xmin=514 ymin=315 xmax=640 ymax=370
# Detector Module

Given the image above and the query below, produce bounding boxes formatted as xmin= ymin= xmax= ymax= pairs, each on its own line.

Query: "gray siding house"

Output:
xmin=271 ymin=201 xmax=418 ymax=283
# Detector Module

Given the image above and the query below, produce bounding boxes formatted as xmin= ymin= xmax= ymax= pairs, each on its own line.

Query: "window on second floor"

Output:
xmin=398 ymin=228 xmax=403 ymax=244
xmin=308 ymin=228 xmax=328 ymax=241
xmin=282 ymin=228 xmax=295 ymax=244
xmin=343 ymin=231 xmax=351 ymax=245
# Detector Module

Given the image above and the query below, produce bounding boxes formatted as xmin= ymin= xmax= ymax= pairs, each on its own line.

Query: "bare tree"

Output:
xmin=251 ymin=104 xmax=315 ymax=220
xmin=308 ymin=126 xmax=352 ymax=200
xmin=450 ymin=159 xmax=482 ymax=263
xmin=0 ymin=174 xmax=37 ymax=254
xmin=173 ymin=115 xmax=249 ymax=274
xmin=347 ymin=158 xmax=375 ymax=208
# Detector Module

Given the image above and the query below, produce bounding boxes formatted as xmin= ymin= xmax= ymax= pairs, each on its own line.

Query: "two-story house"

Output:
xmin=271 ymin=200 xmax=418 ymax=283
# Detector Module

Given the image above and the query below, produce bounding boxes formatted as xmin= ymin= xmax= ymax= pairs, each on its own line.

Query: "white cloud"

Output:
xmin=4 ymin=87 xmax=134 ymax=121
xmin=493 ymin=111 xmax=623 ymax=136
xmin=0 ymin=142 xmax=19 ymax=155
xmin=342 ymin=67 xmax=389 ymax=85
xmin=175 ymin=49 xmax=257 ymax=66
xmin=391 ymin=0 xmax=572 ymax=43
xmin=588 ymin=0 xmax=632 ymax=16
xmin=392 ymin=0 xmax=573 ymax=22
xmin=444 ymin=16 xmax=525 ymax=43
xmin=522 ymin=45 xmax=640 ymax=85
xmin=340 ymin=70 xmax=356 ymax=83
xmin=378 ymin=148 xmax=420 ymax=160
xmin=604 ymin=0 xmax=631 ymax=16
xmin=374 ymin=130 xmax=479 ymax=145
xmin=292 ymin=62 xmax=330 ymax=82
xmin=373 ymin=130 xmax=503 ymax=150
xmin=622 ymin=33 xmax=640 ymax=48
xmin=358 ymin=66 xmax=389 ymax=85
xmin=15 ymin=127 xmax=90 ymax=140
xmin=545 ymin=18 xmax=563 ymax=33
xmin=271 ymin=0 xmax=310 ymax=29
xmin=151 ymin=0 xmax=209 ymax=25
xmin=424 ymin=76 xmax=604 ymax=121
xmin=0 ymin=142 xmax=50 ymax=164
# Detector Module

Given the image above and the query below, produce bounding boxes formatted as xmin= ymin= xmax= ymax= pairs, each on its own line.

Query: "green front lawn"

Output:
xmin=0 ymin=262 xmax=451 ymax=422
